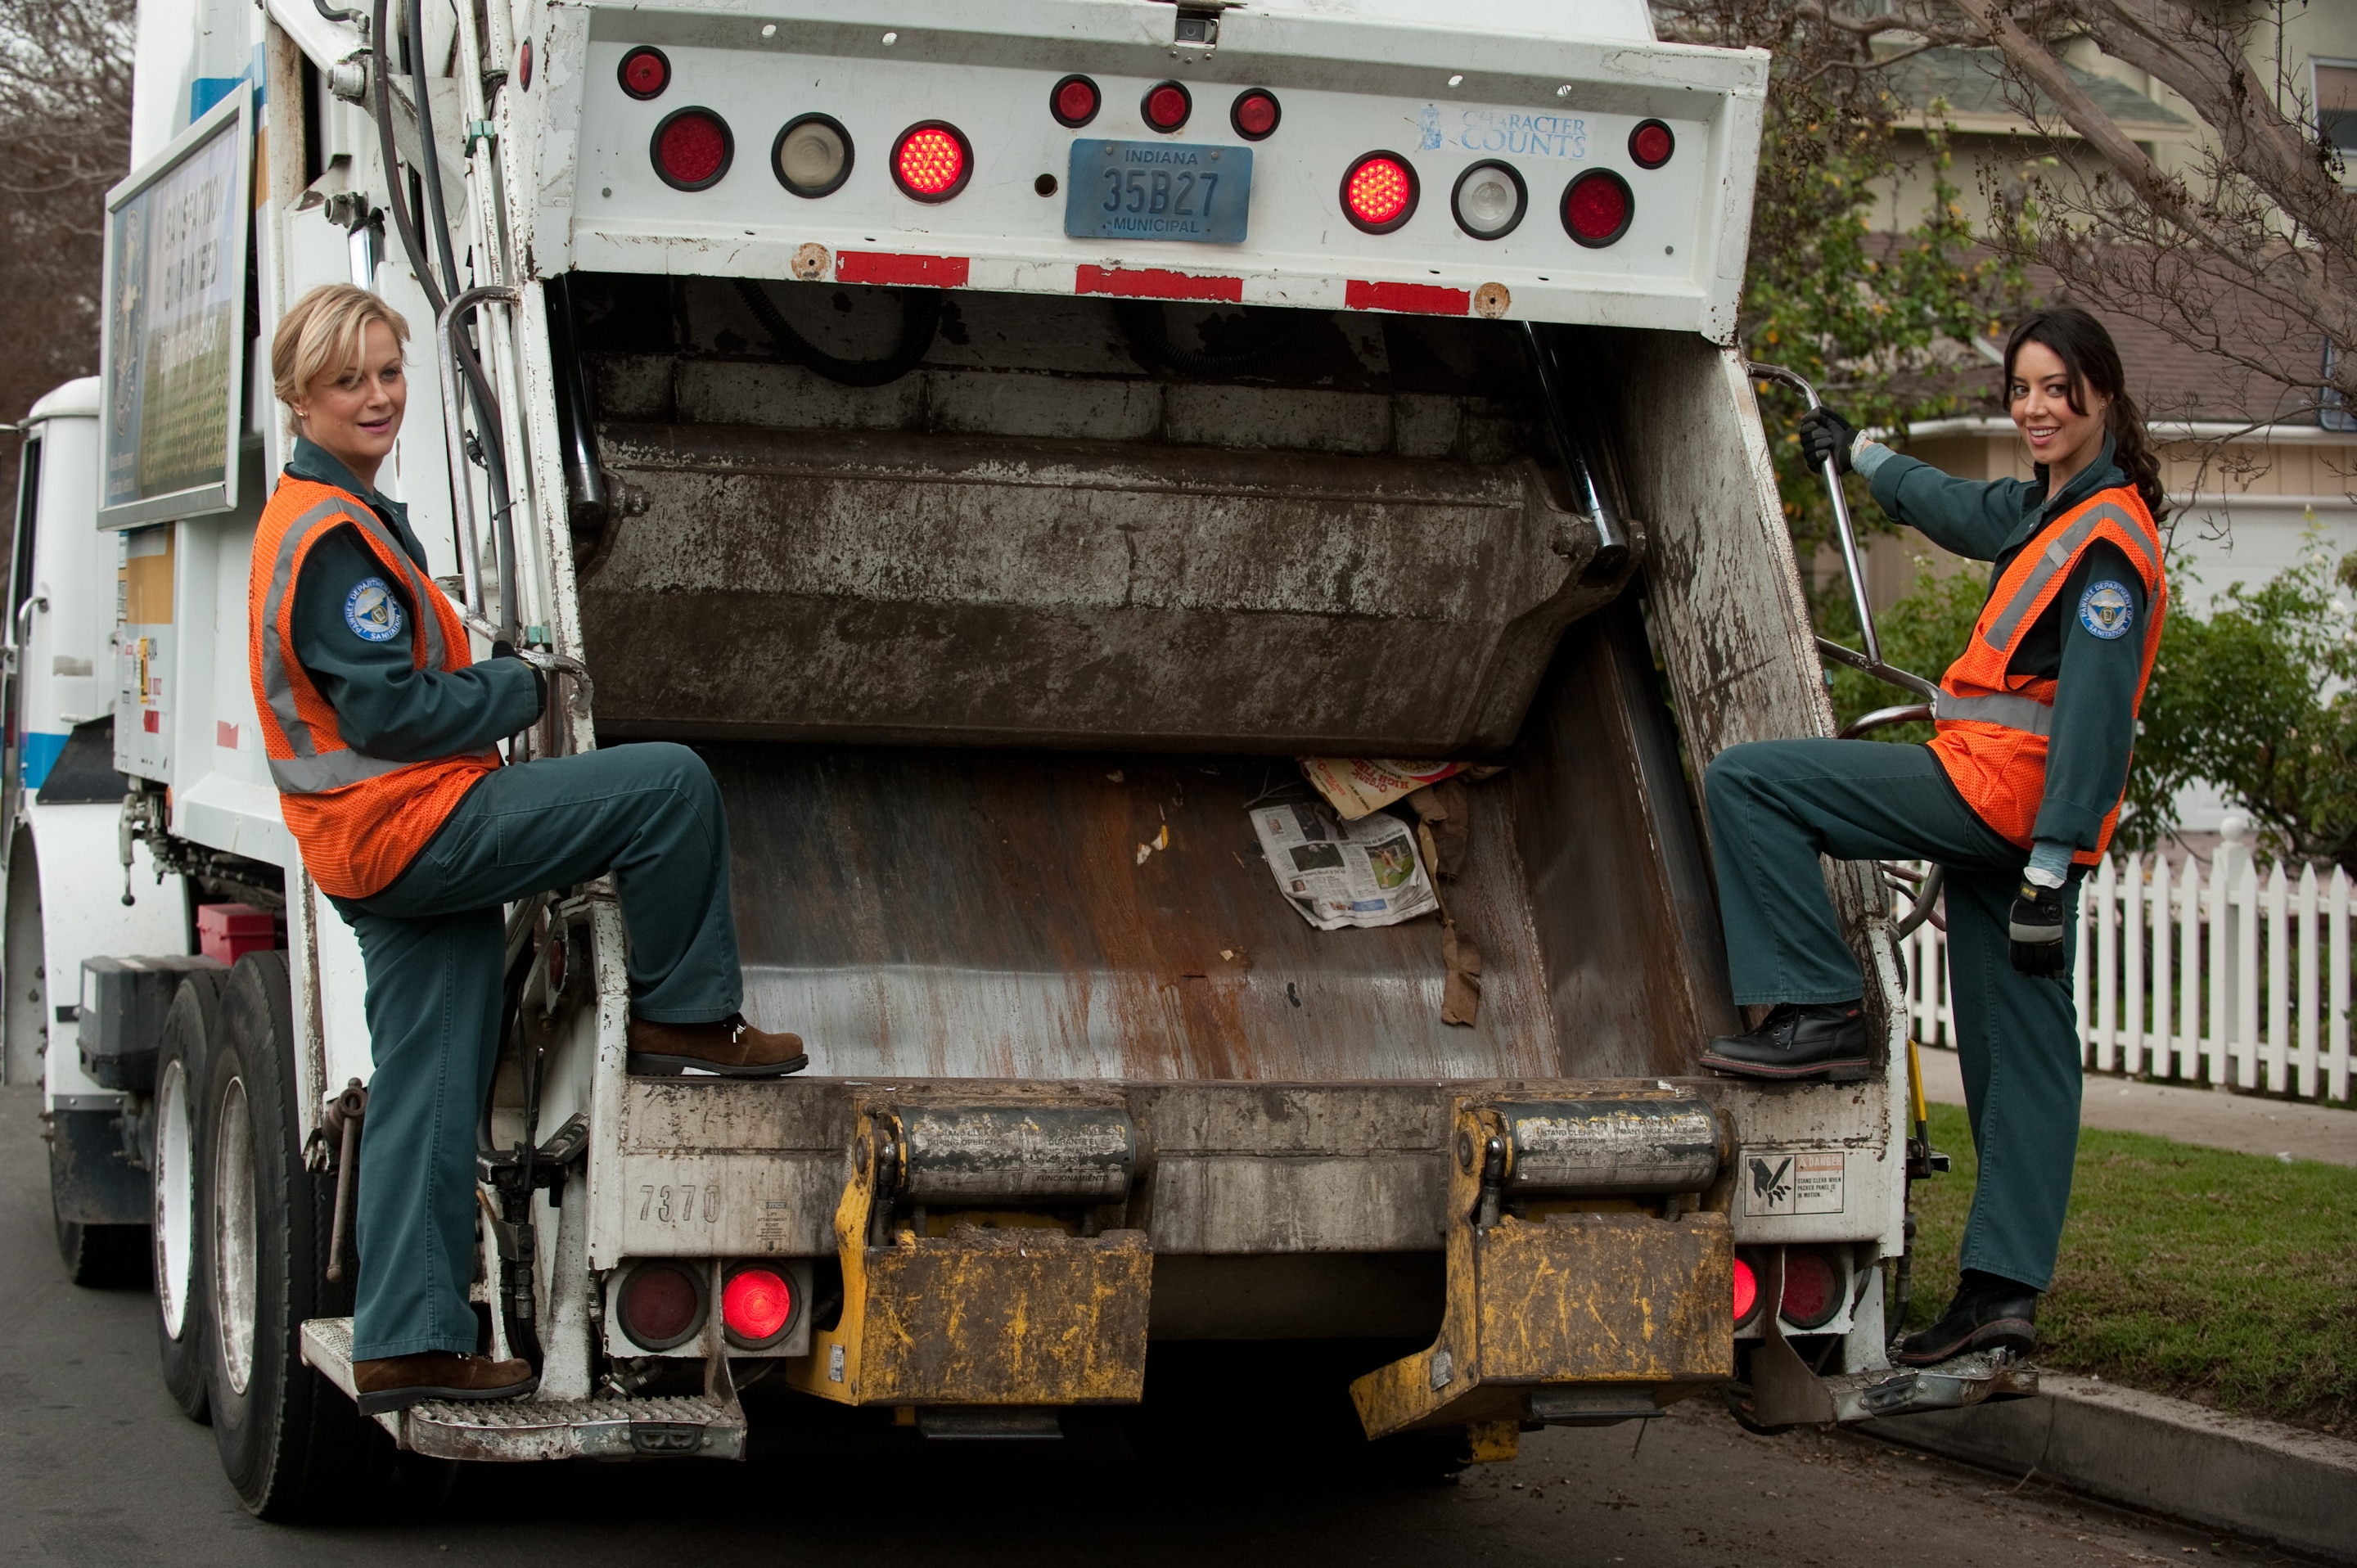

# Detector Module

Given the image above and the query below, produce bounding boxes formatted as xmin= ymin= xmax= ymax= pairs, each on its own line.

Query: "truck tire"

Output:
xmin=152 ymin=970 xmax=228 ymax=1423
xmin=204 ymin=950 xmax=384 ymax=1518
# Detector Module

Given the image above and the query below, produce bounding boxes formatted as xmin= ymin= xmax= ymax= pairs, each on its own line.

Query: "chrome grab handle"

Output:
xmin=1746 ymin=362 xmax=1942 ymax=703
xmin=435 ymin=284 xmax=521 ymax=626
xmin=1836 ymin=705 xmax=1945 ymax=935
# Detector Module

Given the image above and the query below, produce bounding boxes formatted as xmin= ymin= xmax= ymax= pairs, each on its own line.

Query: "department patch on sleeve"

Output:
xmin=343 ymin=577 xmax=404 ymax=643
xmin=2076 ymin=579 xmax=2135 ymax=641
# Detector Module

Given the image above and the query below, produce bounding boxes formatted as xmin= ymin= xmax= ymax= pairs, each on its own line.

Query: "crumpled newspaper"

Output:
xmin=1249 ymin=799 xmax=1437 ymax=931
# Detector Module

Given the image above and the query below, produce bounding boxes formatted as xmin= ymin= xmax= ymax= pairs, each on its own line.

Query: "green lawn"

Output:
xmin=1900 ymin=1102 xmax=2357 ymax=1433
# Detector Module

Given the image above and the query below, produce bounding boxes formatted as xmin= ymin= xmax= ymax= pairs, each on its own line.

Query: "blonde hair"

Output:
xmin=271 ymin=284 xmax=409 ymax=409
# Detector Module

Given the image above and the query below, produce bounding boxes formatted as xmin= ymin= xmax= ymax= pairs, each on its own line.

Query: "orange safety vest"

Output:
xmin=246 ymin=475 xmax=498 ymax=899
xmin=1927 ymin=484 xmax=2166 ymax=865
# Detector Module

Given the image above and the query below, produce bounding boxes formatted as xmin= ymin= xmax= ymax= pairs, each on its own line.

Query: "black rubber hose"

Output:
xmin=370 ymin=0 xmax=440 ymax=316
xmin=373 ymin=0 xmax=517 ymax=632
xmin=732 ymin=278 xmax=941 ymax=388
xmin=404 ymin=0 xmax=464 ymax=301
xmin=1111 ymin=297 xmax=1309 ymax=377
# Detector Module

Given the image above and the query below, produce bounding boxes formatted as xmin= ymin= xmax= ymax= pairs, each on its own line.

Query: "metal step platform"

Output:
xmin=1724 ymin=1349 xmax=2039 ymax=1431
xmin=1828 ymin=1349 xmax=2040 ymax=1422
xmin=300 ymin=1318 xmax=747 ymax=1462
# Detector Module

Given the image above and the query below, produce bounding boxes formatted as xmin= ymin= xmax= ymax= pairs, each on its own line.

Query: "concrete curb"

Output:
xmin=1864 ymin=1374 xmax=2357 ymax=1564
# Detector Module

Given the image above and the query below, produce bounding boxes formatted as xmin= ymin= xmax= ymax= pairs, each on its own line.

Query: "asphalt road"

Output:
xmin=0 ymin=1086 xmax=2317 ymax=1567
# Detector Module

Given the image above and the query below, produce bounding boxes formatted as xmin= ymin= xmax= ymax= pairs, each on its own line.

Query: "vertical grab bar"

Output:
xmin=1746 ymin=361 xmax=1940 ymax=702
xmin=437 ymin=285 xmax=521 ymax=628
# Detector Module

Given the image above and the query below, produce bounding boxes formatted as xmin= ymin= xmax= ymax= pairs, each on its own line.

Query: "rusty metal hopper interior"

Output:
xmin=563 ymin=278 xmax=1737 ymax=1083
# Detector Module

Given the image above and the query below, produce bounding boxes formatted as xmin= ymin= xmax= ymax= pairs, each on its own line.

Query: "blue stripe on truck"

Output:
xmin=21 ymin=731 xmax=67 ymax=789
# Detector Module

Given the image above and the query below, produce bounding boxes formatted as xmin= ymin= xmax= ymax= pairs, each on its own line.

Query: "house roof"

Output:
xmin=1883 ymin=46 xmax=2188 ymax=136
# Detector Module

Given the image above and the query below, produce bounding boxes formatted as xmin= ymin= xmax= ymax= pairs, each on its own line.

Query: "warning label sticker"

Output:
xmin=1742 ymin=1149 xmax=1846 ymax=1216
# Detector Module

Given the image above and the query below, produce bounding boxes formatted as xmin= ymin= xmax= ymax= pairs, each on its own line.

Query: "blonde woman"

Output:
xmin=249 ymin=283 xmax=805 ymax=1414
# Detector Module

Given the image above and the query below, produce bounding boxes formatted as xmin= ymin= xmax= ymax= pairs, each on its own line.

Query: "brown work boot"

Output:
xmin=628 ymin=1013 xmax=809 ymax=1078
xmin=353 ymin=1350 xmax=537 ymax=1415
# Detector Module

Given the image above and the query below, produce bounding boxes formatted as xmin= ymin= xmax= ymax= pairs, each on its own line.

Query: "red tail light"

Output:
xmin=893 ymin=122 xmax=971 ymax=201
xmin=1562 ymin=169 xmax=1632 ymax=246
xmin=1629 ymin=119 xmax=1674 ymax=169
xmin=721 ymin=1265 xmax=796 ymax=1348
xmin=1229 ymin=88 xmax=1280 ymax=141
xmin=617 ymin=1259 xmax=706 ymax=1350
xmin=1732 ymin=1255 xmax=1760 ymax=1327
xmin=651 ymin=108 xmax=732 ymax=191
xmin=618 ymin=45 xmax=669 ymax=101
xmin=1142 ymin=81 xmax=1192 ymax=133
xmin=1051 ymin=74 xmax=1101 ymax=128
xmin=1341 ymin=151 xmax=1417 ymax=234
xmin=1779 ymin=1248 xmax=1843 ymax=1329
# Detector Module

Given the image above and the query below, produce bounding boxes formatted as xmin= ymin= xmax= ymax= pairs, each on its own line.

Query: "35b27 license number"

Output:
xmin=1064 ymin=139 xmax=1252 ymax=245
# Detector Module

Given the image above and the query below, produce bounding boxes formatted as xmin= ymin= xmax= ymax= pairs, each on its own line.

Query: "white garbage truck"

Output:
xmin=7 ymin=0 xmax=2012 ymax=1519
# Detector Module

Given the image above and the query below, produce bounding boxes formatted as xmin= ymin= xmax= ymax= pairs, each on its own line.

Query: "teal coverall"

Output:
xmin=281 ymin=440 xmax=747 ymax=1362
xmin=1706 ymin=436 xmax=2151 ymax=1290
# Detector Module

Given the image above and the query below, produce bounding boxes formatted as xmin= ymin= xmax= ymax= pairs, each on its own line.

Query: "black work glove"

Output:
xmin=2008 ymin=881 xmax=2068 ymax=976
xmin=1797 ymin=406 xmax=1858 ymax=475
xmin=493 ymin=640 xmax=549 ymax=720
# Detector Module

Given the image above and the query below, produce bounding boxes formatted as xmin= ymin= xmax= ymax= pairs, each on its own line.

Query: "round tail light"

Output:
xmin=1450 ymin=159 xmax=1526 ymax=240
xmin=1229 ymin=88 xmax=1280 ymax=141
xmin=651 ymin=108 xmax=732 ymax=191
xmin=1051 ymin=74 xmax=1101 ymax=128
xmin=618 ymin=45 xmax=669 ymax=101
xmin=1142 ymin=80 xmax=1192 ymax=133
xmin=616 ymin=1259 xmax=707 ymax=1350
xmin=1629 ymin=119 xmax=1674 ymax=169
xmin=721 ymin=1264 xmax=797 ymax=1349
xmin=1778 ymin=1248 xmax=1844 ymax=1330
xmin=773 ymin=113 xmax=852 ymax=198
xmin=1341 ymin=151 xmax=1417 ymax=234
xmin=892 ymin=121 xmax=971 ymax=201
xmin=1562 ymin=169 xmax=1632 ymax=247
xmin=1733 ymin=1253 xmax=1761 ymax=1328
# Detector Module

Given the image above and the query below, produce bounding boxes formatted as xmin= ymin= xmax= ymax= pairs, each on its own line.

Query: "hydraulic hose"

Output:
xmin=733 ymin=278 xmax=942 ymax=388
xmin=370 ymin=0 xmax=519 ymax=635
xmin=1111 ymin=297 xmax=1307 ymax=377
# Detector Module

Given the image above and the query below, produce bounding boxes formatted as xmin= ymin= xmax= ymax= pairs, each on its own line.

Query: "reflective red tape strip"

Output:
xmin=1345 ymin=279 xmax=1471 ymax=316
xmin=144 ymin=710 xmax=160 ymax=733
xmin=835 ymin=251 xmax=971 ymax=287
xmin=1075 ymin=265 xmax=1244 ymax=303
xmin=217 ymin=720 xmax=239 ymax=750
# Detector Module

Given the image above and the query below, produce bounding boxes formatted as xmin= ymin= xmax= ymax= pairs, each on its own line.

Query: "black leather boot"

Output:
xmin=1892 ymin=1269 xmax=2038 ymax=1365
xmin=1699 ymin=1001 xmax=1870 ymax=1081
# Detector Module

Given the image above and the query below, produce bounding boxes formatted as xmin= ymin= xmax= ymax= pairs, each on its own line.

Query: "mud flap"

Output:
xmin=782 ymin=1108 xmax=1152 ymax=1408
xmin=1349 ymin=1102 xmax=1731 ymax=1451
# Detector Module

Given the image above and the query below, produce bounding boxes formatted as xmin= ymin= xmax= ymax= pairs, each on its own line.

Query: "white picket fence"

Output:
xmin=1898 ymin=816 xmax=2354 ymax=1104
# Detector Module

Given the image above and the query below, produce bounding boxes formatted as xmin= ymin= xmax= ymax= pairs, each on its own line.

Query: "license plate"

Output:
xmin=1064 ymin=139 xmax=1251 ymax=244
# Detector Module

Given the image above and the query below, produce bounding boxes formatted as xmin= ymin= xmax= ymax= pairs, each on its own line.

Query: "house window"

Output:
xmin=2318 ymin=62 xmax=2357 ymax=180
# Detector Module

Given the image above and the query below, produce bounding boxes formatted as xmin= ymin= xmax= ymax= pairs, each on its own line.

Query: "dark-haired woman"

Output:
xmin=1699 ymin=305 xmax=2169 ymax=1367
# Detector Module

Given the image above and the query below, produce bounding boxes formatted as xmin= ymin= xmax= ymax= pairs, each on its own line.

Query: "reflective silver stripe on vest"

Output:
xmin=267 ymin=748 xmax=411 ymax=793
xmin=259 ymin=491 xmax=454 ymax=795
xmin=1934 ymin=690 xmax=2054 ymax=737
xmin=1981 ymin=500 xmax=2160 ymax=651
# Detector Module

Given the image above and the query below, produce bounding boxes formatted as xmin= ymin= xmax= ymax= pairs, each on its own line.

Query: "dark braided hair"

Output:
xmin=2002 ymin=306 xmax=2170 ymax=524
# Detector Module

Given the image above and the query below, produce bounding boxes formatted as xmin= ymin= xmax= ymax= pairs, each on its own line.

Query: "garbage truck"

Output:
xmin=7 ymin=0 xmax=2020 ymax=1518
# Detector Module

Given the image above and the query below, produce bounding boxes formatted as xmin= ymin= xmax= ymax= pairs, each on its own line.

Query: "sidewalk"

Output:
xmin=1916 ymin=1045 xmax=2357 ymax=1165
